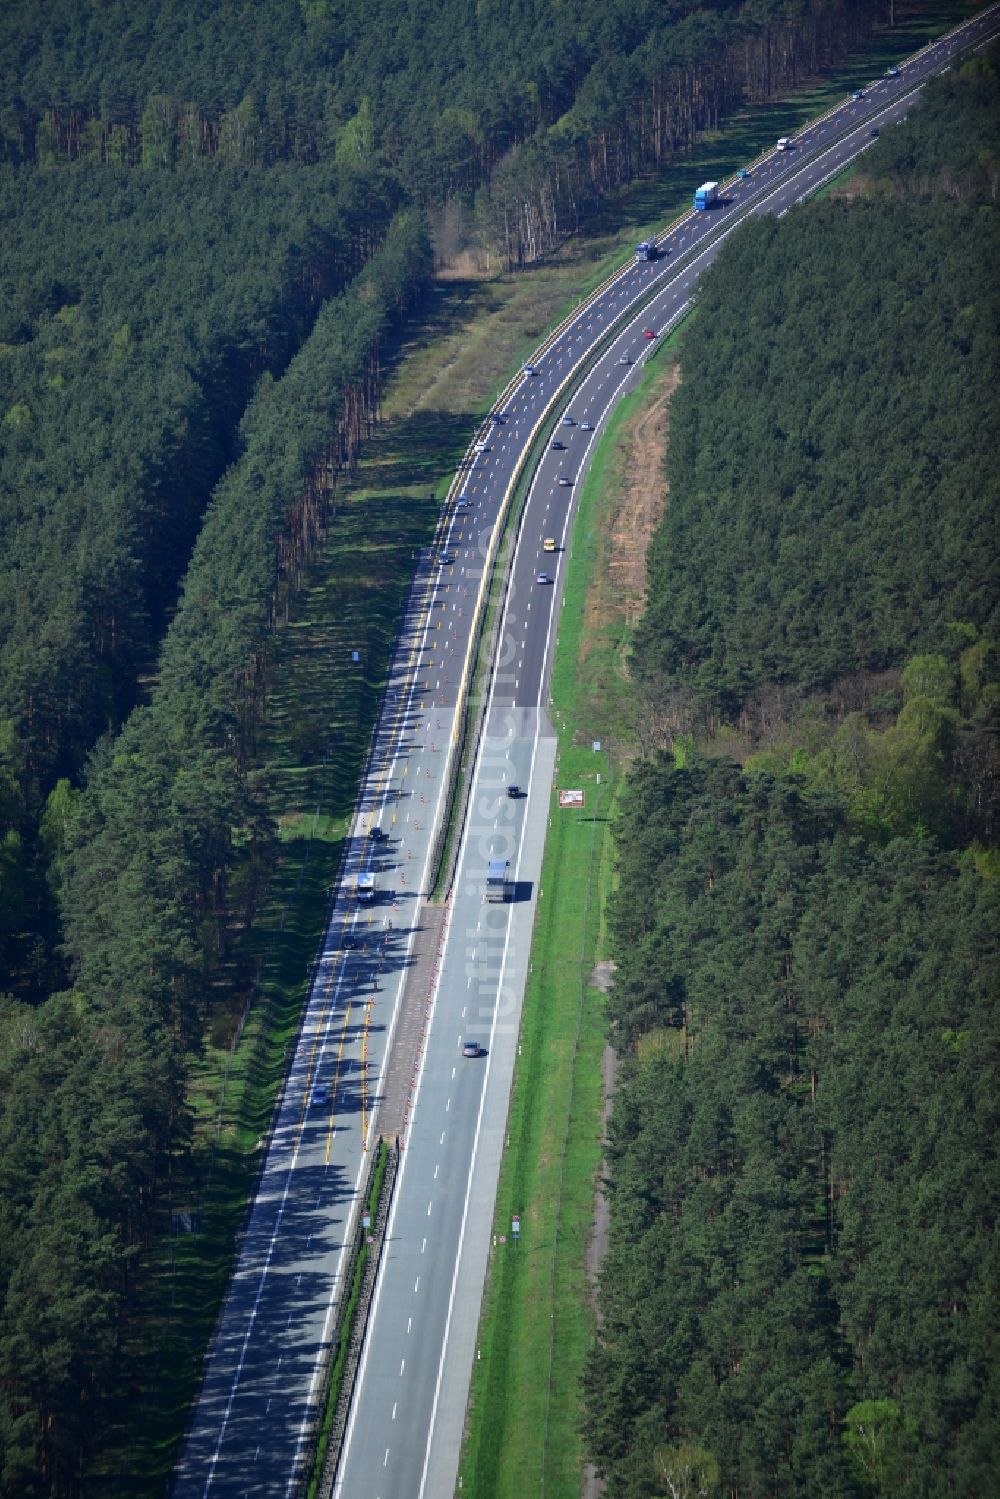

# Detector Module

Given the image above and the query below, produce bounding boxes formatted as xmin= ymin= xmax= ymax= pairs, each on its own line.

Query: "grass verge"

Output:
xmin=100 ymin=6 xmax=979 ymax=1486
xmin=455 ymin=344 xmax=682 ymax=1494
xmin=102 ymin=413 xmax=448 ymax=1493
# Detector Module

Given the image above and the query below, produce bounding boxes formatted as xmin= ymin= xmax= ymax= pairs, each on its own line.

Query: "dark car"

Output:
xmin=551 ymin=439 xmax=565 ymax=450
xmin=507 ymin=784 xmax=521 ymax=799
xmin=869 ymin=126 xmax=880 ymax=138
xmin=368 ymin=825 xmax=386 ymax=841
xmin=311 ymin=1084 xmax=331 ymax=1109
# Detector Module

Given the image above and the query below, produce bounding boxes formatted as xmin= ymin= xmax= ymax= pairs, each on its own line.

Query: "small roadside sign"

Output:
xmin=512 ymin=1215 xmax=521 ymax=1238
xmin=558 ymin=789 xmax=584 ymax=808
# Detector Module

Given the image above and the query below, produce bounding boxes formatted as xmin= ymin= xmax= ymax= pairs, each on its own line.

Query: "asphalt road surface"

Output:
xmin=174 ymin=10 xmax=1000 ymax=1496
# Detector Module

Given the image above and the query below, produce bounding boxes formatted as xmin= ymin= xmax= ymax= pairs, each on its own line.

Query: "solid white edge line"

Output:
xmin=285 ymin=553 xmax=453 ymax=1491
xmin=297 ymin=20 xmax=996 ymax=1489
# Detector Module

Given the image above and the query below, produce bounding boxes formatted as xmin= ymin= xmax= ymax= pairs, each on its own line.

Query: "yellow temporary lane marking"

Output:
xmin=325 ymin=1000 xmax=354 ymax=1165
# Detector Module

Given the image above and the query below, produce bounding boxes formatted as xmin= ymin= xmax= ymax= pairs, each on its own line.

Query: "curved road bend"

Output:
xmin=174 ymin=8 xmax=1000 ymax=1495
xmin=334 ymin=13 xmax=1000 ymax=1499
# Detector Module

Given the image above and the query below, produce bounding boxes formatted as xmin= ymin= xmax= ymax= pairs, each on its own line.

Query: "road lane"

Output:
xmin=176 ymin=10 xmax=1000 ymax=1493
xmin=334 ymin=14 xmax=1000 ymax=1498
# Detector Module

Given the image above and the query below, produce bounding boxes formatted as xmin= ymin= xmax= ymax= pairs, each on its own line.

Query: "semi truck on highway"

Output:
xmin=485 ymin=859 xmax=512 ymax=902
xmin=356 ymin=872 xmax=376 ymax=903
xmin=635 ymin=240 xmax=658 ymax=262
xmin=693 ymin=181 xmax=719 ymax=210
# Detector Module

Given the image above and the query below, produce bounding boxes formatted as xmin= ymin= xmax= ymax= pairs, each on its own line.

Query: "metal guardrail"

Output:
xmin=423 ymin=8 xmax=1000 ymax=903
xmin=298 ymin=1139 xmax=400 ymax=1498
xmin=302 ymin=10 xmax=1000 ymax=1475
xmin=269 ymin=9 xmax=1000 ymax=1490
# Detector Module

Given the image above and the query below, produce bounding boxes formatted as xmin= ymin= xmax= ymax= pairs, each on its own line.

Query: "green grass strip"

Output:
xmin=106 ymin=9 xmax=978 ymax=1480
xmin=102 ymin=424 xmax=447 ymax=1494
xmin=457 ymin=367 xmax=682 ymax=1496
xmin=458 ymin=338 xmax=689 ymax=1490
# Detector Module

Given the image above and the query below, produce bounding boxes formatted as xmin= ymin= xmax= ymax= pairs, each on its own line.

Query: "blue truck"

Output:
xmin=693 ymin=181 xmax=719 ymax=211
xmin=635 ymin=240 xmax=658 ymax=262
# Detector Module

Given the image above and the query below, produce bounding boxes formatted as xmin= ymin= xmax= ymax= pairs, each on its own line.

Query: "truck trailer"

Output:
xmin=485 ymin=858 xmax=512 ymax=903
xmin=693 ymin=181 xmax=719 ymax=211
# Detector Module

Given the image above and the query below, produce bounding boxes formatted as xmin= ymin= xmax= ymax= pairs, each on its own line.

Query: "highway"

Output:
xmin=173 ymin=8 xmax=1000 ymax=1496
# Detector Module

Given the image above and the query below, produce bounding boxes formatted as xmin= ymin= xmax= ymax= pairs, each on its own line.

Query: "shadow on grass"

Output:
xmin=379 ymin=277 xmax=496 ymax=381
xmin=102 ymin=399 xmax=464 ymax=1492
xmin=101 ymin=8 xmax=975 ymax=1485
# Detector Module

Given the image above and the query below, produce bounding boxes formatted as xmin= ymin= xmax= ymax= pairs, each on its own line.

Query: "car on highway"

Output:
xmin=311 ymin=1084 xmax=331 ymax=1109
xmin=870 ymin=126 xmax=880 ymax=138
xmin=618 ymin=353 xmax=630 ymax=364
xmin=474 ymin=440 xmax=490 ymax=452
xmin=886 ymin=65 xmax=899 ymax=76
xmin=643 ymin=328 xmax=657 ymax=339
xmin=456 ymin=494 xmax=470 ymax=507
xmin=536 ymin=571 xmax=553 ymax=584
xmin=551 ymin=438 xmax=565 ymax=450
xmin=580 ymin=420 xmax=594 ymax=431
xmin=737 ymin=167 xmax=751 ymax=180
xmin=561 ymin=414 xmax=575 ymax=426
xmin=506 ymin=784 xmax=521 ymax=798
xmin=543 ymin=537 xmax=557 ymax=552
xmin=462 ymin=1040 xmax=482 ymax=1058
xmin=368 ymin=825 xmax=386 ymax=841
xmin=438 ymin=552 xmax=456 ymax=565
xmin=490 ymin=412 xmax=506 ymax=424
xmin=523 ymin=363 xmax=538 ymax=376
xmin=557 ymin=475 xmax=573 ymax=486
xmin=851 ymin=89 xmax=864 ymax=100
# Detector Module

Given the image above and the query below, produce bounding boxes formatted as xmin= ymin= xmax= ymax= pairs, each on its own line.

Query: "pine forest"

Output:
xmin=0 ymin=2 xmax=994 ymax=1495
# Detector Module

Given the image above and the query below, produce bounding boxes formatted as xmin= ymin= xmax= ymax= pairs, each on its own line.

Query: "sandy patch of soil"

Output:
xmin=581 ymin=362 xmax=681 ymax=662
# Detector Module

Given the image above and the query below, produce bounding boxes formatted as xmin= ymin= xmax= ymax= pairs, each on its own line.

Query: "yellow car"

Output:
xmin=543 ymin=537 xmax=557 ymax=552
